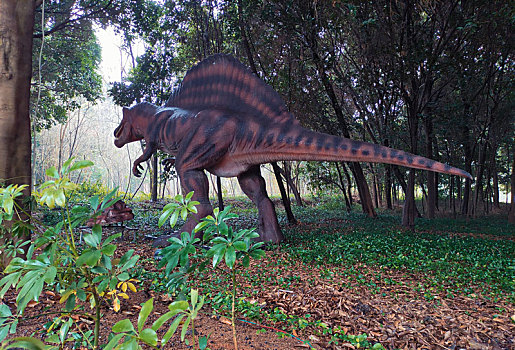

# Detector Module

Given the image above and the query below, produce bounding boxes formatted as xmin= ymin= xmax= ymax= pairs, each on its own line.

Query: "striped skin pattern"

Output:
xmin=114 ymin=54 xmax=472 ymax=243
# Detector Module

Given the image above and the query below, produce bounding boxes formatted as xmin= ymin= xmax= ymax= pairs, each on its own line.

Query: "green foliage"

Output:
xmin=106 ymin=289 xmax=211 ymax=350
xmin=0 ymin=159 xmax=140 ymax=349
xmin=0 ymin=184 xmax=31 ymax=263
xmin=105 ymin=294 xmax=207 ymax=349
xmin=281 ymin=204 xmax=515 ymax=298
xmin=32 ymin=24 xmax=102 ymax=130
xmin=158 ymin=192 xmax=265 ymax=349
xmin=0 ymin=185 xmax=28 ymax=226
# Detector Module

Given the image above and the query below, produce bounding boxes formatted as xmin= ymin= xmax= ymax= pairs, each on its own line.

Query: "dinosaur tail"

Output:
xmin=238 ymin=128 xmax=472 ymax=179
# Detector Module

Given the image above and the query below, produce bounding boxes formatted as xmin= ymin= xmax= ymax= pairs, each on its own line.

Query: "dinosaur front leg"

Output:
xmin=237 ymin=166 xmax=284 ymax=243
xmin=133 ymin=143 xmax=156 ymax=177
xmin=178 ymin=169 xmax=213 ymax=238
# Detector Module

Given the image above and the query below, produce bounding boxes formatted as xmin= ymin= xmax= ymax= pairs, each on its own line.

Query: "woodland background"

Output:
xmin=3 ymin=0 xmax=515 ymax=223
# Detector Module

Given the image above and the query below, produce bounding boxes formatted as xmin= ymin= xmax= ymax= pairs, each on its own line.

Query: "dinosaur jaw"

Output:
xmin=114 ymin=124 xmax=127 ymax=148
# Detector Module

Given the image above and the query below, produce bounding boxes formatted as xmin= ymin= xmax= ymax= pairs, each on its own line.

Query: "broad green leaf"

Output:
xmin=185 ymin=191 xmax=194 ymax=201
xmin=158 ymin=210 xmax=172 ymax=228
xmin=162 ymin=314 xmax=185 ymax=345
xmin=0 ymin=304 xmax=12 ymax=318
xmin=45 ymin=167 xmax=59 ymax=179
xmin=6 ymin=337 xmax=46 ymax=350
xmin=193 ymin=221 xmax=209 ymax=233
xmin=119 ymin=337 xmax=138 ymax=350
xmin=169 ymin=210 xmax=180 ymax=228
xmin=59 ymin=318 xmax=72 ymax=343
xmin=101 ymin=244 xmax=116 ymax=256
xmin=104 ymin=233 xmax=122 ymax=245
xmin=43 ymin=266 xmax=57 ymax=284
xmin=199 ymin=336 xmax=208 ymax=349
xmin=90 ymin=195 xmax=99 ymax=211
xmin=117 ymin=272 xmax=130 ymax=281
xmin=211 ymin=246 xmax=226 ymax=268
xmin=139 ymin=328 xmax=158 ymax=346
xmin=180 ymin=316 xmax=191 ymax=341
xmin=151 ymin=311 xmax=174 ymax=332
xmin=55 ymin=190 xmax=66 ymax=207
xmin=242 ymin=255 xmax=250 ymax=267
xmin=62 ymin=158 xmax=74 ymax=173
xmin=233 ymin=241 xmax=247 ymax=251
xmin=168 ymin=300 xmax=188 ymax=313
xmin=103 ymin=333 xmax=124 ymax=350
xmin=250 ymin=249 xmax=265 ymax=260
xmin=190 ymin=289 xmax=198 ymax=306
xmin=69 ymin=160 xmax=94 ymax=173
xmin=91 ymin=224 xmax=102 ymax=245
xmin=137 ymin=298 xmax=153 ymax=333
xmin=2 ymin=196 xmax=13 ymax=215
xmin=0 ymin=326 xmax=8 ymax=342
xmin=180 ymin=207 xmax=188 ymax=221
xmin=225 ymin=245 xmax=236 ymax=269
xmin=76 ymin=250 xmax=101 ymax=267
xmin=112 ymin=319 xmax=135 ymax=333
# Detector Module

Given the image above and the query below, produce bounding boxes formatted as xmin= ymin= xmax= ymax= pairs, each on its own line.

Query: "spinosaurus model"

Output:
xmin=114 ymin=54 xmax=472 ymax=243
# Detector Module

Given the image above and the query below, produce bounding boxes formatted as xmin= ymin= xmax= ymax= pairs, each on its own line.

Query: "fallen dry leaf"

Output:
xmin=219 ymin=316 xmax=232 ymax=325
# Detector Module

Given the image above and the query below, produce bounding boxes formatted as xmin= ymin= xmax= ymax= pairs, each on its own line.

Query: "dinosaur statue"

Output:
xmin=114 ymin=54 xmax=472 ymax=243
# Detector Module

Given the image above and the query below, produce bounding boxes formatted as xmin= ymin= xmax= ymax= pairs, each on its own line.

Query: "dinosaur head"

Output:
xmin=114 ymin=103 xmax=157 ymax=148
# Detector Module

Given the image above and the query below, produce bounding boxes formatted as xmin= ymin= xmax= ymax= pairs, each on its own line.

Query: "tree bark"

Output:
xmin=489 ymin=146 xmax=500 ymax=210
xmin=272 ymin=162 xmax=297 ymax=224
xmin=385 ymin=166 xmax=393 ymax=210
xmin=216 ymin=176 xmax=224 ymax=211
xmin=473 ymin=140 xmax=488 ymax=215
xmin=424 ymin=118 xmax=436 ymax=218
xmin=335 ymin=162 xmax=352 ymax=212
xmin=402 ymin=102 xmax=420 ymax=227
xmin=237 ymin=1 xmax=296 ymax=224
xmin=340 ymin=162 xmax=353 ymax=207
xmin=509 ymin=150 xmax=515 ymax=224
xmin=402 ymin=170 xmax=417 ymax=228
xmin=151 ymin=154 xmax=158 ymax=202
xmin=0 ymin=0 xmax=35 ymax=264
xmin=277 ymin=162 xmax=303 ymax=207
xmin=461 ymin=127 xmax=473 ymax=215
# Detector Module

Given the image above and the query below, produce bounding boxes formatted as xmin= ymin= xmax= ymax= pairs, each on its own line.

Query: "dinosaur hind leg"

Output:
xmin=237 ymin=166 xmax=284 ymax=243
xmin=178 ymin=169 xmax=213 ymax=239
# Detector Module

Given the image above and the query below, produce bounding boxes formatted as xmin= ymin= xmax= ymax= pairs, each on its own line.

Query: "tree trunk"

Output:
xmin=0 ymin=0 xmax=35 ymax=264
xmin=402 ymin=170 xmax=417 ymax=228
xmin=402 ymin=103 xmax=419 ymax=227
xmin=216 ymin=176 xmax=224 ymax=211
xmin=305 ymin=6 xmax=375 ymax=218
xmin=385 ymin=166 xmax=393 ymax=209
xmin=473 ymin=140 xmax=488 ymax=215
xmin=424 ymin=118 xmax=436 ymax=218
xmin=461 ymin=127 xmax=473 ymax=215
xmin=335 ymin=162 xmax=352 ymax=212
xmin=490 ymin=147 xmax=501 ymax=210
xmin=509 ymin=150 xmax=515 ymax=224
xmin=151 ymin=154 xmax=158 ymax=202
xmin=278 ymin=162 xmax=303 ymax=206
xmin=272 ymin=162 xmax=297 ymax=224
xmin=341 ymin=162 xmax=353 ymax=207
xmin=392 ymin=165 xmax=422 ymax=218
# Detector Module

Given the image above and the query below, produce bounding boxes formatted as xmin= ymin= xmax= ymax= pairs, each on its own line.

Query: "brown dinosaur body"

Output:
xmin=114 ymin=54 xmax=472 ymax=243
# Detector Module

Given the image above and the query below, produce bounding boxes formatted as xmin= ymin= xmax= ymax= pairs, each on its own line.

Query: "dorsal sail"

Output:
xmin=166 ymin=54 xmax=297 ymax=124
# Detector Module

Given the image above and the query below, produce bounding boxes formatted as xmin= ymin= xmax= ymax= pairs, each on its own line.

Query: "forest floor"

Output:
xmin=8 ymin=198 xmax=515 ymax=349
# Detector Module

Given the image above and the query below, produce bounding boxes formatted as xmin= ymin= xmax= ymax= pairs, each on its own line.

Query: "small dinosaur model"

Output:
xmin=114 ymin=54 xmax=472 ymax=243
